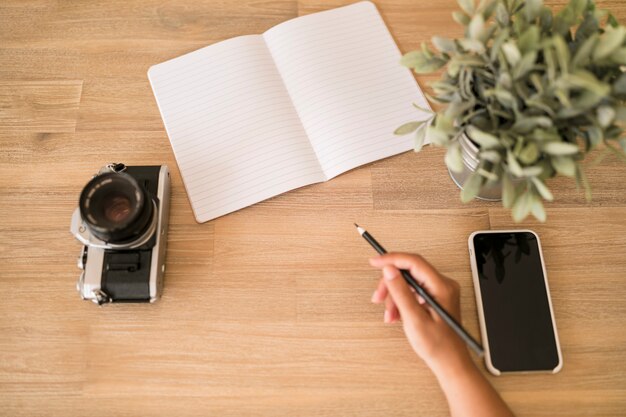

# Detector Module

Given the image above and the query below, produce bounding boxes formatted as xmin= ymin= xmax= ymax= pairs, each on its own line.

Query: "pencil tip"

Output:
xmin=353 ymin=223 xmax=359 ymax=228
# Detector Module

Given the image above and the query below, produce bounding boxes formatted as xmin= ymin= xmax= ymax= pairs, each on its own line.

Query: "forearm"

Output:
xmin=432 ymin=355 xmax=514 ymax=417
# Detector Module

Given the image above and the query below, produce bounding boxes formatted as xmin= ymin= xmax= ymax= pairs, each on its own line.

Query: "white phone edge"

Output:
xmin=467 ymin=229 xmax=563 ymax=376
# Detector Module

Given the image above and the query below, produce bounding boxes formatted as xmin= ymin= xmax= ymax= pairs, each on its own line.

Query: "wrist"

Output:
xmin=428 ymin=350 xmax=477 ymax=383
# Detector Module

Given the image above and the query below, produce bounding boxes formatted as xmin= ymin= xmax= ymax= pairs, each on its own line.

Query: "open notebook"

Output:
xmin=148 ymin=1 xmax=430 ymax=223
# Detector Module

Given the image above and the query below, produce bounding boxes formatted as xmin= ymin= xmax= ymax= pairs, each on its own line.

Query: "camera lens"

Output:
xmin=79 ymin=172 xmax=154 ymax=244
xmin=104 ymin=196 xmax=133 ymax=223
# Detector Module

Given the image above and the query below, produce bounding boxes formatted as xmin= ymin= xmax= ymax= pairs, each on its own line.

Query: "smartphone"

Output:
xmin=468 ymin=230 xmax=563 ymax=375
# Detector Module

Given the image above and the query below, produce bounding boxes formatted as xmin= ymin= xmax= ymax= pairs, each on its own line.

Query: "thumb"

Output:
xmin=382 ymin=266 xmax=430 ymax=326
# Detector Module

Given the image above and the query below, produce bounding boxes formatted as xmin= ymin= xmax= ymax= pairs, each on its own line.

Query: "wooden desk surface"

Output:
xmin=1 ymin=1 xmax=626 ymax=416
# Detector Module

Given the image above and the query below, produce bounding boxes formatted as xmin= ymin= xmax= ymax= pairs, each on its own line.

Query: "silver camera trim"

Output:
xmin=70 ymin=200 xmax=158 ymax=250
xmin=72 ymin=165 xmax=171 ymax=304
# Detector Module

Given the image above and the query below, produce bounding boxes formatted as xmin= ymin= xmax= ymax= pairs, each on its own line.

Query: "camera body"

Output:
xmin=70 ymin=163 xmax=171 ymax=305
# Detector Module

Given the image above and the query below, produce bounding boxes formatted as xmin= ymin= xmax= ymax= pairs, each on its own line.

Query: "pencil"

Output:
xmin=355 ymin=223 xmax=484 ymax=357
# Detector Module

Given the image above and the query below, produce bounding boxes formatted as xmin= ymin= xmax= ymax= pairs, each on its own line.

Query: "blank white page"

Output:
xmin=264 ymin=1 xmax=431 ymax=179
xmin=148 ymin=35 xmax=324 ymax=223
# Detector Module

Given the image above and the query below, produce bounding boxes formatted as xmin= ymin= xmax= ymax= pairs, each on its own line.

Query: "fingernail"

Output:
xmin=384 ymin=310 xmax=390 ymax=323
xmin=383 ymin=266 xmax=397 ymax=281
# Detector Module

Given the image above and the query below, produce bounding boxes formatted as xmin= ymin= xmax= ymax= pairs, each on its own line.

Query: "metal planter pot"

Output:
xmin=447 ymin=133 xmax=503 ymax=201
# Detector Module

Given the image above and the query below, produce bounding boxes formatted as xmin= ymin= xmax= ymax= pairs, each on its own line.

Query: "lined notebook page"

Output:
xmin=264 ymin=1 xmax=430 ymax=179
xmin=148 ymin=35 xmax=324 ymax=223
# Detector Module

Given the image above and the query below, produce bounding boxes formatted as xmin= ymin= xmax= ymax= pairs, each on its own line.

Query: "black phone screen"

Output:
xmin=472 ymin=231 xmax=560 ymax=372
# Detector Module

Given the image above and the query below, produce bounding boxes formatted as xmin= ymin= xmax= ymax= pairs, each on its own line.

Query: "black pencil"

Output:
xmin=355 ymin=223 xmax=484 ymax=357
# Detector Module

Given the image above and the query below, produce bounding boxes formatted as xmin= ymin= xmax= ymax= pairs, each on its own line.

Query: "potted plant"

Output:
xmin=395 ymin=0 xmax=626 ymax=221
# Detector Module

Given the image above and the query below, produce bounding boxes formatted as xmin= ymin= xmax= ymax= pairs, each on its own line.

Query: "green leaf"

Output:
xmin=435 ymin=113 xmax=455 ymax=134
xmin=431 ymin=80 xmax=457 ymax=95
xmin=400 ymin=51 xmax=423 ymax=68
xmin=531 ymin=177 xmax=554 ymax=201
xmin=531 ymin=129 xmax=561 ymax=142
xmin=551 ymin=156 xmax=577 ymax=177
xmin=593 ymin=25 xmax=626 ymax=61
xmin=514 ymin=11 xmax=528 ymax=35
xmin=497 ymin=72 xmax=512 ymax=89
xmin=530 ymin=195 xmax=547 ymax=222
xmin=458 ymin=0 xmax=475 ymax=15
xmin=512 ymin=190 xmax=533 ymax=222
xmin=502 ymin=174 xmax=515 ymax=208
xmin=566 ymin=91 xmax=607 ymax=114
xmin=518 ymin=26 xmax=540 ymax=53
xmin=432 ymin=36 xmax=457 ymax=53
xmin=552 ymin=35 xmax=570 ymax=73
xmin=512 ymin=116 xmax=552 ymax=133
xmin=492 ymin=88 xmax=516 ymax=108
xmin=614 ymin=73 xmax=626 ymax=96
xmin=466 ymin=126 xmax=501 ymax=149
xmin=558 ymin=70 xmax=609 ymax=95
xmin=495 ymin=2 xmax=509 ymax=26
xmin=400 ymin=51 xmax=447 ymax=73
xmin=469 ymin=14 xmax=486 ymax=40
xmin=544 ymin=45 xmax=556 ymax=81
xmin=537 ymin=159 xmax=555 ymax=180
xmin=481 ymin=0 xmax=498 ymax=20
xmin=412 ymin=102 xmax=434 ymax=114
xmin=597 ymin=106 xmax=615 ymax=128
xmin=445 ymin=96 xmax=476 ymax=119
xmin=452 ymin=11 xmax=471 ymax=26
xmin=525 ymin=99 xmax=555 ymax=117
xmin=421 ymin=42 xmax=434 ymax=58
xmin=507 ymin=150 xmax=524 ymax=177
xmin=611 ymin=48 xmax=626 ymax=65
xmin=477 ymin=167 xmax=499 ymax=181
xmin=575 ymin=11 xmax=599 ymax=42
xmin=450 ymin=55 xmax=485 ymax=67
xmin=616 ymin=105 xmax=626 ymax=123
xmin=445 ymin=141 xmax=464 ymax=173
xmin=513 ymin=50 xmax=537 ymax=79
xmin=540 ymin=7 xmax=553 ymax=32
xmin=428 ymin=124 xmax=450 ymax=146
xmin=569 ymin=0 xmax=587 ymax=18
xmin=461 ymin=172 xmax=483 ymax=203
xmin=502 ymin=41 xmax=521 ymax=66
xmin=519 ymin=142 xmax=539 ymax=164
xmin=490 ymin=28 xmax=509 ymax=61
xmin=553 ymin=7 xmax=575 ymax=36
xmin=543 ymin=141 xmax=580 ymax=155
xmin=525 ymin=0 xmax=543 ymax=22
xmin=522 ymin=166 xmax=544 ymax=177
xmin=459 ymin=38 xmax=486 ymax=54
xmin=586 ymin=126 xmax=603 ymax=147
xmin=394 ymin=121 xmax=424 ymax=135
xmin=530 ymin=73 xmax=545 ymax=93
xmin=572 ymin=33 xmax=598 ymax=67
xmin=479 ymin=150 xmax=502 ymax=163
xmin=414 ymin=125 xmax=427 ymax=152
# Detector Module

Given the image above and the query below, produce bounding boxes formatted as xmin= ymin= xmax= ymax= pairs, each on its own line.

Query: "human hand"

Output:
xmin=370 ymin=252 xmax=472 ymax=374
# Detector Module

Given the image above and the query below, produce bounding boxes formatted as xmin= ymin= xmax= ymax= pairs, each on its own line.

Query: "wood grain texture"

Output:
xmin=0 ymin=81 xmax=82 ymax=132
xmin=1 ymin=1 xmax=625 ymax=416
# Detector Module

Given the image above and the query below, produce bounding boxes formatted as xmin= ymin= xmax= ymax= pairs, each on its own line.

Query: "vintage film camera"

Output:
xmin=70 ymin=163 xmax=171 ymax=305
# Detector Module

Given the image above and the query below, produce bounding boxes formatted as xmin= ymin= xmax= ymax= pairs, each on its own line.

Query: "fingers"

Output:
xmin=371 ymin=277 xmax=388 ymax=303
xmin=372 ymin=277 xmax=399 ymax=323
xmin=384 ymin=295 xmax=399 ymax=323
xmin=369 ymin=253 xmax=449 ymax=298
xmin=381 ymin=266 xmax=430 ymax=326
